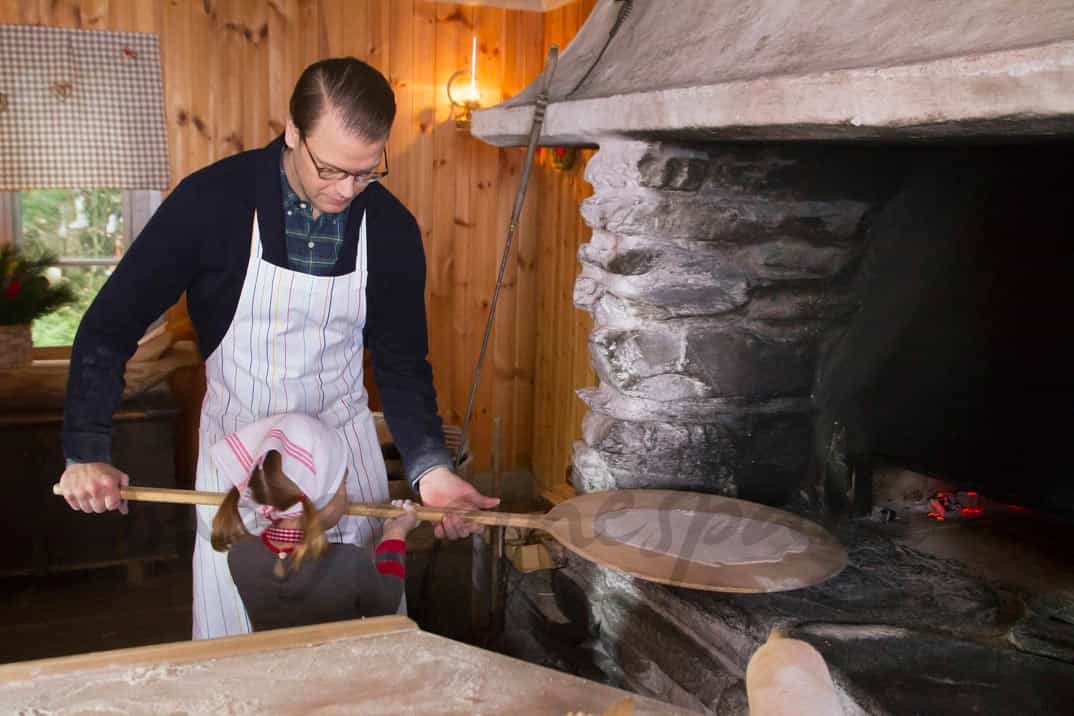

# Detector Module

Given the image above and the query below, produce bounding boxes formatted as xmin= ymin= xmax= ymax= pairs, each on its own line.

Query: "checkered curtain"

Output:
xmin=0 ymin=25 xmax=169 ymax=190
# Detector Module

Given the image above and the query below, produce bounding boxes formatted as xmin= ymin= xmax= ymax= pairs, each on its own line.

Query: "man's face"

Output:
xmin=284 ymin=110 xmax=387 ymax=216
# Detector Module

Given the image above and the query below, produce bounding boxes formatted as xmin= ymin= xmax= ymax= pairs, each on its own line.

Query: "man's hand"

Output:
xmin=417 ymin=467 xmax=499 ymax=540
xmin=56 ymin=462 xmax=130 ymax=514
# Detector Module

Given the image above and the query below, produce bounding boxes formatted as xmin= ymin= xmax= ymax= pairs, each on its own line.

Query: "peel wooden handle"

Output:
xmin=52 ymin=484 xmax=547 ymax=530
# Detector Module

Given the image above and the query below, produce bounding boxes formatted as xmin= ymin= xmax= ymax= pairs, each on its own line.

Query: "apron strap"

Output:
xmin=251 ymin=210 xmax=262 ymax=257
xmin=355 ymin=209 xmax=366 ymax=274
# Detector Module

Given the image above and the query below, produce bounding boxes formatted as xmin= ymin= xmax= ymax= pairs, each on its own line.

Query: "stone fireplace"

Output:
xmin=473 ymin=1 xmax=1074 ymax=713
xmin=569 ymin=140 xmax=882 ymax=506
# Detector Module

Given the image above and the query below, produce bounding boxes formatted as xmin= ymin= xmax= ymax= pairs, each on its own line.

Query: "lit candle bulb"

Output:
xmin=465 ymin=35 xmax=479 ymax=104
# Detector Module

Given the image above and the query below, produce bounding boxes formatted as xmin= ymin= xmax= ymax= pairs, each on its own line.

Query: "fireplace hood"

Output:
xmin=472 ymin=0 xmax=1074 ymax=146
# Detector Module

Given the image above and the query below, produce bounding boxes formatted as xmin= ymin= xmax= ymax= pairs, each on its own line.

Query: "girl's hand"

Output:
xmin=383 ymin=499 xmax=419 ymax=540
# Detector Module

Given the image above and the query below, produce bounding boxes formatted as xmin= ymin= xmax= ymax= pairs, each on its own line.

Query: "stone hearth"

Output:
xmin=497 ymin=520 xmax=1074 ymax=715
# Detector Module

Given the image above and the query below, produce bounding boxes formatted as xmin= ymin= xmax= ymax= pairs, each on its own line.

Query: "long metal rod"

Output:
xmin=454 ymin=45 xmax=560 ymax=471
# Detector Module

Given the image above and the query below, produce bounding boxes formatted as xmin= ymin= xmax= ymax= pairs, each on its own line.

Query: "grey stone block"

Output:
xmin=1009 ymin=615 xmax=1074 ymax=663
xmin=638 ymin=154 xmax=709 ymax=192
xmin=576 ymin=383 xmax=814 ymax=423
xmin=580 ymin=192 xmax=869 ymax=245
xmin=590 ymin=324 xmax=819 ymax=402
xmin=1027 ymin=588 xmax=1074 ymax=625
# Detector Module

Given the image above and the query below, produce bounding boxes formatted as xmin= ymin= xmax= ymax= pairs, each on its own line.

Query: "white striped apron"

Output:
xmin=191 ymin=210 xmax=389 ymax=639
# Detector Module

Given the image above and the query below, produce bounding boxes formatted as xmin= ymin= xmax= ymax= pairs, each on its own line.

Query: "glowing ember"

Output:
xmin=927 ymin=490 xmax=985 ymax=520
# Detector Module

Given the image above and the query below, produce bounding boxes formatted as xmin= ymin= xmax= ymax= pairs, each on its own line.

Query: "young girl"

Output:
xmin=209 ymin=413 xmax=418 ymax=631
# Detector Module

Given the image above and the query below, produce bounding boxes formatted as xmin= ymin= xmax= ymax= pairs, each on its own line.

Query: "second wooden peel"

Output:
xmin=52 ymin=485 xmax=848 ymax=593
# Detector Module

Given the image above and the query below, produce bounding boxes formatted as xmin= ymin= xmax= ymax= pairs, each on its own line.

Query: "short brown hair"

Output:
xmin=290 ymin=57 xmax=396 ymax=141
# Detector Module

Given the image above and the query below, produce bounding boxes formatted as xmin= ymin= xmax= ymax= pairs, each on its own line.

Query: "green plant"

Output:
xmin=18 ymin=188 xmax=123 ymax=345
xmin=0 ymin=243 xmax=77 ymax=326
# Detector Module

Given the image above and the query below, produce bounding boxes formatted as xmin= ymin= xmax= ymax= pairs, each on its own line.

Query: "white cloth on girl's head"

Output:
xmin=209 ymin=412 xmax=349 ymax=520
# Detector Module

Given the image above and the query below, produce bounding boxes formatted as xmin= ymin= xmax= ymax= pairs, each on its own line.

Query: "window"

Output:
xmin=1 ymin=189 xmax=160 ymax=347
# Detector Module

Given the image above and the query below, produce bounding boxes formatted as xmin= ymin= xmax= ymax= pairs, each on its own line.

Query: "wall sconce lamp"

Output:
xmin=447 ymin=36 xmax=481 ymax=131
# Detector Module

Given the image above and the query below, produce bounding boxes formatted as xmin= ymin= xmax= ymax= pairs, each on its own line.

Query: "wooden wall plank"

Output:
xmin=266 ymin=0 xmax=296 ymax=138
xmin=131 ymin=0 xmax=161 ymax=34
xmin=78 ymin=0 xmax=108 ymax=29
xmin=467 ymin=5 xmax=507 ymax=473
xmin=490 ymin=141 xmax=521 ymax=472
xmin=367 ymin=0 xmax=390 ymax=77
xmin=531 ymin=159 xmax=556 ymax=486
xmin=162 ymin=0 xmax=192 ymax=180
xmin=43 ymin=0 xmax=80 ymax=26
xmin=410 ymin=0 xmax=438 ymax=449
xmin=105 ymin=0 xmax=133 ymax=30
xmin=341 ymin=0 xmax=370 ymax=61
xmin=533 ymin=0 xmax=569 ymax=490
xmin=241 ymin=0 xmax=269 ymax=148
xmin=318 ymin=0 xmax=345 ymax=57
xmin=450 ymin=6 xmax=476 ymax=457
xmin=429 ymin=3 xmax=464 ymax=432
xmin=5 ymin=0 xmax=35 ymax=24
xmin=510 ymin=8 xmax=544 ymax=470
xmin=296 ymin=0 xmax=319 ymax=68
xmin=186 ymin=0 xmax=214 ymax=170
xmin=549 ymin=155 xmax=569 ymax=495
xmin=495 ymin=8 xmax=524 ymax=472
xmin=386 ymin=0 xmax=415 ymax=210
xmin=213 ymin=0 xmax=245 ymax=157
xmin=411 ymin=2 xmax=437 ymax=301
xmin=0 ymin=1 xmax=20 ymax=23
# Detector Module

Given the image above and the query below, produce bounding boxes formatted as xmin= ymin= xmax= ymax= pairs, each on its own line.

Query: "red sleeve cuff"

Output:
xmin=375 ymin=539 xmax=407 ymax=555
xmin=376 ymin=560 xmax=406 ymax=579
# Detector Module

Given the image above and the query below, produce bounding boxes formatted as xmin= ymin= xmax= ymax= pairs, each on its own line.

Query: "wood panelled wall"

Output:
xmin=531 ymin=0 xmax=596 ymax=501
xmin=531 ymin=147 xmax=595 ymax=502
xmin=1 ymin=0 xmax=595 ymax=498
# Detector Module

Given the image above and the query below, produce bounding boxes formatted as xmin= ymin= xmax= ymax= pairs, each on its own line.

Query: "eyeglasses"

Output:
xmin=302 ymin=137 xmax=389 ymax=184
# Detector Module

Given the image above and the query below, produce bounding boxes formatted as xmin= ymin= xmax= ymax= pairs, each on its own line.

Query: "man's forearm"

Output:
xmin=63 ymin=338 xmax=129 ymax=463
xmin=373 ymin=355 xmax=452 ymax=488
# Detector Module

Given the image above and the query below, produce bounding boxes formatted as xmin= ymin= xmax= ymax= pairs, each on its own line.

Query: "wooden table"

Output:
xmin=0 ymin=617 xmax=695 ymax=715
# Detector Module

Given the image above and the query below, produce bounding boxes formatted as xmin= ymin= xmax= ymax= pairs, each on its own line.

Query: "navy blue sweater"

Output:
xmin=63 ymin=137 xmax=451 ymax=487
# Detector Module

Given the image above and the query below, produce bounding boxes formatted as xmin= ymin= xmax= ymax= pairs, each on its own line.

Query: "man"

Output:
xmin=56 ymin=57 xmax=497 ymax=638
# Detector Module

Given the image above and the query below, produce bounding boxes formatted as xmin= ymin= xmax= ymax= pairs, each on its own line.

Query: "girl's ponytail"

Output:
xmin=290 ymin=497 xmax=328 ymax=572
xmin=210 ymin=485 xmax=248 ymax=552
